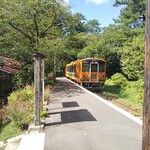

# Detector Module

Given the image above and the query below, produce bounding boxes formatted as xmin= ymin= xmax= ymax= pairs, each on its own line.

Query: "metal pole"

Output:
xmin=142 ymin=1 xmax=150 ymax=149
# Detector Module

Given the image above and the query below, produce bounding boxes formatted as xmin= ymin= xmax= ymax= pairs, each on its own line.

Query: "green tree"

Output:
xmin=115 ymin=0 xmax=145 ymax=28
xmin=121 ymin=29 xmax=144 ymax=80
xmin=0 ymin=0 xmax=73 ymax=85
xmin=78 ymin=24 xmax=127 ymax=77
xmin=85 ymin=19 xmax=101 ymax=33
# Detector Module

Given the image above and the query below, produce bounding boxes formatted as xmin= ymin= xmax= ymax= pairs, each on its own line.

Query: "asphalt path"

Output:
xmin=44 ymin=77 xmax=142 ymax=150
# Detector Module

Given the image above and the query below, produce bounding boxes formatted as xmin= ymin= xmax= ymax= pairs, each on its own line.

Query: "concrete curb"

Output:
xmin=0 ymin=133 xmax=26 ymax=150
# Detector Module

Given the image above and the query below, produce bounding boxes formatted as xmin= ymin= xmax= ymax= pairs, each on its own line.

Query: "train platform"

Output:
xmin=44 ymin=77 xmax=142 ymax=150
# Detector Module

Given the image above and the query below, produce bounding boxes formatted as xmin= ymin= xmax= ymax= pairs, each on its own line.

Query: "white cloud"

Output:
xmin=86 ymin=0 xmax=109 ymax=4
xmin=57 ymin=0 xmax=69 ymax=6
xmin=63 ymin=0 xmax=69 ymax=4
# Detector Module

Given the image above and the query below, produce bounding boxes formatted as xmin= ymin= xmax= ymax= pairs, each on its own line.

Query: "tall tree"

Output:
xmin=85 ymin=19 xmax=101 ymax=33
xmin=115 ymin=0 xmax=146 ymax=28
xmin=0 ymin=0 xmax=72 ymax=46
xmin=78 ymin=24 xmax=126 ymax=77
xmin=0 ymin=0 xmax=73 ymax=85
xmin=121 ymin=28 xmax=144 ymax=80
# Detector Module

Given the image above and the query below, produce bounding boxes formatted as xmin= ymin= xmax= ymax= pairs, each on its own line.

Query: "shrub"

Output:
xmin=0 ymin=107 xmax=10 ymax=128
xmin=44 ymin=86 xmax=50 ymax=101
xmin=7 ymin=100 xmax=33 ymax=128
xmin=111 ymin=73 xmax=128 ymax=87
xmin=40 ymin=110 xmax=47 ymax=117
xmin=135 ymin=79 xmax=144 ymax=103
xmin=45 ymin=76 xmax=56 ymax=86
xmin=7 ymin=86 xmax=34 ymax=129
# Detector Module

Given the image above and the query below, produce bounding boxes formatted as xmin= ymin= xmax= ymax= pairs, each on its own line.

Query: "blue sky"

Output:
xmin=64 ymin=0 xmax=124 ymax=27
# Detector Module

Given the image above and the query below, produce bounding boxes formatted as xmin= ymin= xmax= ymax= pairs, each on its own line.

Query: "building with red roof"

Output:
xmin=0 ymin=56 xmax=20 ymax=74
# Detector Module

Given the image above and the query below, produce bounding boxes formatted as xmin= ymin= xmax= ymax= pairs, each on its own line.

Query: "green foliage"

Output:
xmin=115 ymin=0 xmax=145 ymax=28
xmin=0 ymin=122 xmax=23 ymax=142
xmin=45 ymin=76 xmax=56 ymax=86
xmin=0 ymin=0 xmax=72 ymax=44
xmin=40 ymin=110 xmax=47 ymax=118
xmin=0 ymin=107 xmax=10 ymax=128
xmin=0 ymin=84 xmax=50 ymax=141
xmin=7 ymin=86 xmax=34 ymax=128
xmin=110 ymin=73 xmax=127 ymax=87
xmin=0 ymin=56 xmax=3 ymax=66
xmin=121 ymin=29 xmax=144 ymax=80
xmin=85 ymin=19 xmax=101 ymax=33
xmin=126 ymin=79 xmax=144 ymax=103
xmin=0 ymin=0 xmax=145 ymax=87
xmin=78 ymin=25 xmax=126 ymax=77
xmin=104 ymin=74 xmax=143 ymax=106
xmin=44 ymin=86 xmax=50 ymax=101
xmin=0 ymin=0 xmax=74 ymax=86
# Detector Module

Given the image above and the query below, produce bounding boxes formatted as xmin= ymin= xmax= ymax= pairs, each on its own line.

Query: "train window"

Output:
xmin=99 ymin=61 xmax=105 ymax=72
xmin=70 ymin=66 xmax=73 ymax=72
xmin=82 ymin=61 xmax=90 ymax=72
xmin=73 ymin=65 xmax=76 ymax=72
xmin=83 ymin=64 xmax=89 ymax=72
xmin=91 ymin=64 xmax=98 ymax=72
xmin=66 ymin=65 xmax=76 ymax=72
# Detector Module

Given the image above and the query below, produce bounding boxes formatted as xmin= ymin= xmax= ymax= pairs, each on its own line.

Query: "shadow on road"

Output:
xmin=45 ymin=78 xmax=97 ymax=126
xmin=62 ymin=101 xmax=79 ymax=108
xmin=45 ymin=109 xmax=97 ymax=126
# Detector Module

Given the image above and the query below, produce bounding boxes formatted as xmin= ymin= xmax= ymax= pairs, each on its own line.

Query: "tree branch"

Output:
xmin=33 ymin=8 xmax=40 ymax=44
xmin=40 ymin=11 xmax=57 ymax=38
xmin=33 ymin=13 xmax=39 ymax=44
xmin=8 ymin=22 xmax=33 ymax=44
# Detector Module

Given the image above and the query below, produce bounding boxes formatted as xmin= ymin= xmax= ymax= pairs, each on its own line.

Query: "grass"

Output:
xmin=0 ymin=122 xmax=25 ymax=142
xmin=0 ymin=85 xmax=51 ymax=142
xmin=97 ymin=77 xmax=144 ymax=118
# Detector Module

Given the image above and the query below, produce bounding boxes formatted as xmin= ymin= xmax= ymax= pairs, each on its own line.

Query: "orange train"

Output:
xmin=65 ymin=58 xmax=106 ymax=87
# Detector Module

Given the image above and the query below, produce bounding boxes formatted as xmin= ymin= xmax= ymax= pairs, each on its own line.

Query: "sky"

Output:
xmin=64 ymin=0 xmax=124 ymax=27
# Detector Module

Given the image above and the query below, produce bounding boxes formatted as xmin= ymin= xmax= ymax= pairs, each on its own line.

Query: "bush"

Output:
xmin=45 ymin=76 xmax=56 ymax=86
xmin=7 ymin=85 xmax=34 ymax=129
xmin=111 ymin=73 xmax=128 ymax=87
xmin=134 ymin=79 xmax=144 ymax=103
xmin=0 ymin=107 xmax=10 ymax=128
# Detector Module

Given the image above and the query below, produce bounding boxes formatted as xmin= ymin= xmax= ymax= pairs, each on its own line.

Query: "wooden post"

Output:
xmin=142 ymin=1 xmax=150 ymax=149
xmin=41 ymin=59 xmax=45 ymax=105
xmin=33 ymin=52 xmax=45 ymax=126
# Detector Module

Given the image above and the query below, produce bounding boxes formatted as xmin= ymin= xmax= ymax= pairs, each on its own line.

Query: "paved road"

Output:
xmin=44 ymin=78 xmax=142 ymax=150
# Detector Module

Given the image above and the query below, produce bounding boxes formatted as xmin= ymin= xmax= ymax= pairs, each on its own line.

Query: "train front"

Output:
xmin=80 ymin=58 xmax=106 ymax=87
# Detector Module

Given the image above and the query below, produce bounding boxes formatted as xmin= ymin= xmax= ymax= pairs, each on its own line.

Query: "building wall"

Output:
xmin=0 ymin=71 xmax=13 ymax=99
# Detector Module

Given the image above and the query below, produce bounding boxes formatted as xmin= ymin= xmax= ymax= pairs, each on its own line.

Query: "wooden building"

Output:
xmin=0 ymin=56 xmax=20 ymax=102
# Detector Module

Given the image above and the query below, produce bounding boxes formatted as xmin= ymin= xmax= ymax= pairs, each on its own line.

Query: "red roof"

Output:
xmin=0 ymin=56 xmax=21 ymax=74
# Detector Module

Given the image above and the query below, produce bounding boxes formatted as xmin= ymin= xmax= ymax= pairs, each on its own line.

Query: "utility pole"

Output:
xmin=142 ymin=1 xmax=150 ymax=149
